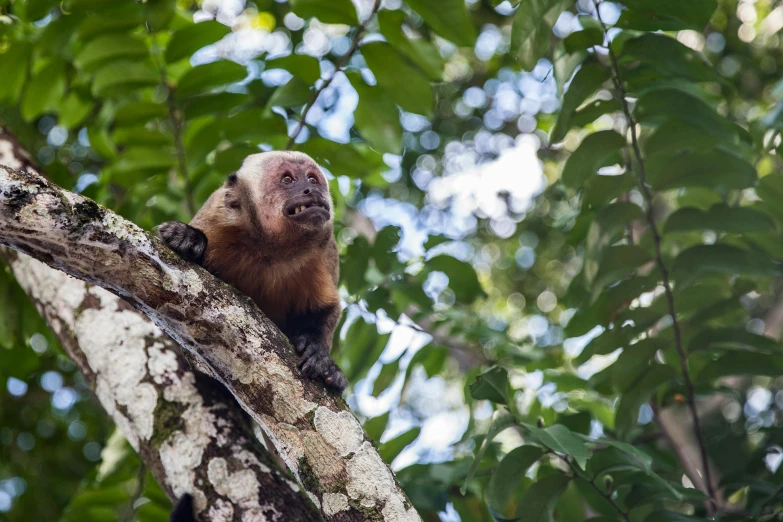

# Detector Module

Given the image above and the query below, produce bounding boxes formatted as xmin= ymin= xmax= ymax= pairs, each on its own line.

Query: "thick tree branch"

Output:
xmin=0 ymin=164 xmax=420 ymax=522
xmin=3 ymin=252 xmax=322 ymax=521
xmin=592 ymin=0 xmax=718 ymax=511
xmin=0 ymin=130 xmax=322 ymax=521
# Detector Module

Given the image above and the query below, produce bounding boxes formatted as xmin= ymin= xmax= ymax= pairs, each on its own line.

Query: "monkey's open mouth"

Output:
xmin=285 ymin=200 xmax=330 ymax=218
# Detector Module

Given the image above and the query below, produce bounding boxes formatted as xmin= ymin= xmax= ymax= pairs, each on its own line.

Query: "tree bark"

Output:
xmin=0 ymin=161 xmax=420 ymax=521
xmin=0 ymin=130 xmax=323 ymax=521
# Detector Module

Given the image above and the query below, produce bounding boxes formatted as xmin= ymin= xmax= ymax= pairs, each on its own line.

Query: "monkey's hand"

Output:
xmin=157 ymin=221 xmax=208 ymax=266
xmin=292 ymin=334 xmax=347 ymax=392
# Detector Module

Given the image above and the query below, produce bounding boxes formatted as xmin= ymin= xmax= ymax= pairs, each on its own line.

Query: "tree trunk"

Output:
xmin=0 ymin=149 xmax=420 ymax=521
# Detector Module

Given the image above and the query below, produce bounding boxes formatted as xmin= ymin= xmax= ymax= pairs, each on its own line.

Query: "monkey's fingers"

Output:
xmin=157 ymin=221 xmax=208 ymax=266
xmin=323 ymin=362 xmax=347 ymax=393
xmin=291 ymin=335 xmax=309 ymax=354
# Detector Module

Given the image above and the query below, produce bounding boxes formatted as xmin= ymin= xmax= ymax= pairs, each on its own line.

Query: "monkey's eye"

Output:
xmin=228 ymin=200 xmax=241 ymax=210
xmin=306 ymin=173 xmax=319 ymax=184
xmin=281 ymin=173 xmax=294 ymax=184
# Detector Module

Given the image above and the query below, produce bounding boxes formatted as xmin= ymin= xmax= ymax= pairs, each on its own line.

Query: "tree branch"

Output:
xmin=0 ymin=164 xmax=420 ymax=521
xmin=285 ymin=0 xmax=382 ymax=150
xmin=591 ymin=1 xmax=717 ymax=511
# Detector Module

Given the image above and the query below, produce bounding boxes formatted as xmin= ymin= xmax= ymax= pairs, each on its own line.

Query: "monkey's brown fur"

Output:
xmin=158 ymin=151 xmax=346 ymax=390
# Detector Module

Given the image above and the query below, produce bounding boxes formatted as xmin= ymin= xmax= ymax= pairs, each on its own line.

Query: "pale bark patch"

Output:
xmin=313 ymin=407 xmax=364 ymax=457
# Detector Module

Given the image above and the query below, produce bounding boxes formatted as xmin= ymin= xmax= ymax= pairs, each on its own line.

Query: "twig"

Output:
xmin=591 ymin=0 xmax=718 ymax=512
xmin=149 ymin=32 xmax=196 ymax=217
xmin=285 ymin=0 xmax=382 ymax=150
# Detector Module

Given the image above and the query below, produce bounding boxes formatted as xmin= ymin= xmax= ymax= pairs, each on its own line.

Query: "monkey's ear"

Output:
xmin=226 ymin=172 xmax=238 ymax=185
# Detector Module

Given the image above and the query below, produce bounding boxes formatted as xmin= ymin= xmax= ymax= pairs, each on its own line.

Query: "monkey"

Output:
xmin=157 ymin=151 xmax=347 ymax=392
xmin=160 ymin=152 xmax=347 ymax=521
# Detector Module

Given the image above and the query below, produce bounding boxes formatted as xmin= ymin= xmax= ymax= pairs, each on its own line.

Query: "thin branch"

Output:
xmin=150 ymin=32 xmax=196 ymax=217
xmin=591 ymin=0 xmax=717 ymax=511
xmin=285 ymin=0 xmax=382 ymax=150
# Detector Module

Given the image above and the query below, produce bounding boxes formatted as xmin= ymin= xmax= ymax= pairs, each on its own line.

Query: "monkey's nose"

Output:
xmin=303 ymin=188 xmax=311 ymax=195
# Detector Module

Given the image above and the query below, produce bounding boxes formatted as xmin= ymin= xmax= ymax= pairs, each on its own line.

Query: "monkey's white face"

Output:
xmin=226 ymin=152 xmax=333 ymax=238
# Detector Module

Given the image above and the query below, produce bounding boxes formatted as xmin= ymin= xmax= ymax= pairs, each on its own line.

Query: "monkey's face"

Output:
xmin=277 ymin=165 xmax=332 ymax=229
xmin=225 ymin=152 xmax=333 ymax=241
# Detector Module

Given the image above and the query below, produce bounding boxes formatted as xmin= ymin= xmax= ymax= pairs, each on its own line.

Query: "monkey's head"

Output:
xmin=214 ymin=151 xmax=333 ymax=245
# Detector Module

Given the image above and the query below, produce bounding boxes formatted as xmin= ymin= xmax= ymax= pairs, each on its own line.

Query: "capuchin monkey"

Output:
xmin=158 ymin=152 xmax=346 ymax=522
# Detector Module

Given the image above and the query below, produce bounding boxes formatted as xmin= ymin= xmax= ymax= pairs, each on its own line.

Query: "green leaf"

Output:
xmin=608 ymin=338 xmax=665 ymax=393
xmin=176 ymin=60 xmax=247 ymax=99
xmin=486 ymin=446 xmax=545 ymax=516
xmin=644 ymin=120 xmax=720 ymax=157
xmin=561 ymin=131 xmax=625 ymax=189
xmin=300 ymin=138 xmax=384 ymax=178
xmin=618 ymin=0 xmax=717 ymax=30
xmin=0 ymin=41 xmax=31 ymax=104
xmin=580 ymin=435 xmax=653 ymax=472
xmin=583 ymin=202 xmax=644 ymax=286
xmin=565 ymin=274 xmax=658 ymax=336
xmin=590 ymin=245 xmax=653 ymax=299
xmin=689 ymin=328 xmax=782 ymax=354
xmin=166 ymin=20 xmax=231 ymax=63
xmin=377 ymin=10 xmax=443 ymax=80
xmin=337 ymin=318 xmax=390 ymax=382
xmin=621 ymin=33 xmax=721 ymax=84
xmin=266 ymin=77 xmax=312 ymax=109
xmin=515 ymin=474 xmax=571 ymax=521
xmin=615 ymin=364 xmax=675 ymax=439
xmin=364 ymin=412 xmax=390 ymax=441
xmin=372 ymin=358 xmax=400 ymax=396
xmin=290 ymin=0 xmax=358 ymax=25
xmin=372 ymin=225 xmax=402 ymax=272
xmin=111 ymin=147 xmax=175 ymax=183
xmin=665 ymin=204 xmax=775 ymax=235
xmin=223 ymin=109 xmax=287 ymax=144
xmin=426 ymin=255 xmax=485 ymax=304
xmin=644 ymin=512 xmax=709 ymax=522
xmin=522 ymin=423 xmax=591 ymax=470
xmin=551 ymin=63 xmax=609 ymax=143
xmin=634 ymin=87 xmax=741 ymax=146
xmin=469 ymin=366 xmax=510 ymax=405
xmin=379 ymin=427 xmax=420 ymax=462
xmin=672 ymin=244 xmax=778 ymax=286
xmin=184 ymin=92 xmax=252 ymax=120
xmin=74 ymin=34 xmax=148 ymax=71
xmin=646 ymin=149 xmax=756 ymax=191
xmin=563 ymin=28 xmax=604 ymax=53
xmin=144 ymin=0 xmax=176 ymax=31
xmin=265 ymin=54 xmax=322 ymax=85
xmin=342 ymin=235 xmax=371 ymax=294
xmin=404 ymin=0 xmax=476 ymax=47
xmin=58 ymin=93 xmax=93 ymax=129
xmin=114 ymin=101 xmax=167 ymax=126
xmin=462 ymin=408 xmax=516 ymax=494
xmin=88 ymin=126 xmax=117 ymax=160
xmin=697 ymin=352 xmax=783 ymax=382
xmin=21 ymin=60 xmax=65 ymax=121
xmin=571 ymin=98 xmax=621 ymax=129
xmin=92 ymin=61 xmax=159 ymax=98
xmin=511 ymin=0 xmax=573 ymax=70
xmin=361 ymin=41 xmax=433 ymax=117
xmin=75 ymin=4 xmax=145 ymax=41
xmin=347 ymin=72 xmax=403 ymax=155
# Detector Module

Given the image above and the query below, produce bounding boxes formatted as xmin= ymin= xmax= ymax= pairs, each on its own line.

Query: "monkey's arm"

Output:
xmin=157 ymin=221 xmax=208 ymax=266
xmin=287 ymin=304 xmax=347 ymax=392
